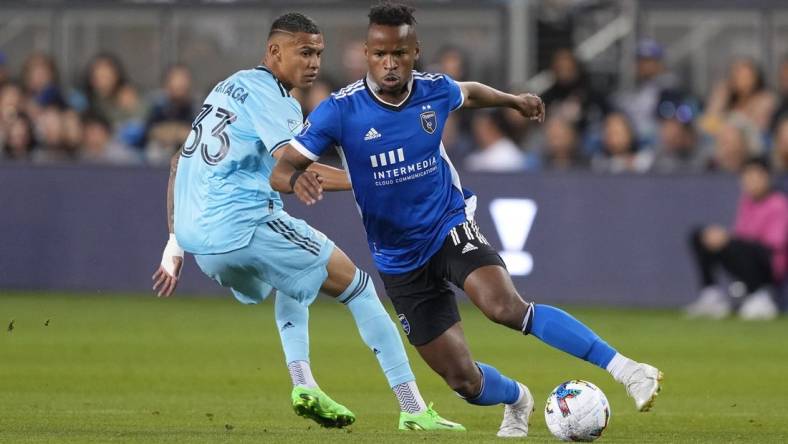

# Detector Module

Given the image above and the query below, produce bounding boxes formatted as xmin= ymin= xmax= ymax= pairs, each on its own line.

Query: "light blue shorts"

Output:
xmin=194 ymin=213 xmax=335 ymax=306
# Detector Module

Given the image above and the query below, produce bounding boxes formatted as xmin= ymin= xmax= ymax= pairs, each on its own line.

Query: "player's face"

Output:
xmin=280 ymin=32 xmax=324 ymax=90
xmin=365 ymin=24 xmax=419 ymax=96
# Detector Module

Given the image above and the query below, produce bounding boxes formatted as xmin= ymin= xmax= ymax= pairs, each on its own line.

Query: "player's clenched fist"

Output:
xmin=514 ymin=93 xmax=545 ymax=123
xmin=291 ymin=170 xmax=324 ymax=206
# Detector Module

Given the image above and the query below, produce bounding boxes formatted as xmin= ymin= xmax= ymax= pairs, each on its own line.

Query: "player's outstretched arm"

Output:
xmin=458 ymin=81 xmax=545 ymax=122
xmin=152 ymin=149 xmax=184 ymax=298
xmin=271 ymin=145 xmax=325 ymax=206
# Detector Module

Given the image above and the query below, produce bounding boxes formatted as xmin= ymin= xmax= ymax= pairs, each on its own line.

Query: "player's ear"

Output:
xmin=268 ymin=42 xmax=281 ymax=61
xmin=364 ymin=42 xmax=369 ymax=58
xmin=414 ymin=41 xmax=420 ymax=61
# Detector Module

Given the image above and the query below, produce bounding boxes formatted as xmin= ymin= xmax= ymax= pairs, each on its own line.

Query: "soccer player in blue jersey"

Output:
xmin=271 ymin=3 xmax=663 ymax=437
xmin=151 ymin=12 xmax=462 ymax=432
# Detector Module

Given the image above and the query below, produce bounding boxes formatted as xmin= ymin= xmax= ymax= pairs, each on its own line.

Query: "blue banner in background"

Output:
xmin=0 ymin=165 xmax=738 ymax=307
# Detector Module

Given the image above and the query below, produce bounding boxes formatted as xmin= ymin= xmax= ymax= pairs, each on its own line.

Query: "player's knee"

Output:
xmin=483 ymin=296 xmax=526 ymax=329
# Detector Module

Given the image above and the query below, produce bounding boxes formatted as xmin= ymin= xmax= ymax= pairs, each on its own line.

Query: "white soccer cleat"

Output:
xmin=684 ymin=286 xmax=731 ymax=320
xmin=738 ymin=289 xmax=779 ymax=321
xmin=497 ymin=383 xmax=534 ymax=438
xmin=624 ymin=363 xmax=663 ymax=412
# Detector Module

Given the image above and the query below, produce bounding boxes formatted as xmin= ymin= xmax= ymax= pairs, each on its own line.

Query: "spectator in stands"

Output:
xmin=771 ymin=117 xmax=788 ymax=192
xmin=591 ymin=112 xmax=652 ymax=173
xmin=542 ymin=48 xmax=608 ymax=133
xmin=442 ymin=113 xmax=474 ymax=165
xmin=1 ymin=113 xmax=36 ymax=162
xmin=711 ymin=115 xmax=763 ymax=173
xmin=82 ymin=53 xmax=129 ymax=127
xmin=341 ymin=40 xmax=367 ymax=84
xmin=702 ymin=58 xmax=776 ymax=135
xmin=0 ymin=82 xmax=25 ymax=141
xmin=541 ymin=116 xmax=586 ymax=171
xmin=78 ymin=113 xmax=140 ymax=165
xmin=464 ymin=109 xmax=530 ymax=172
xmin=114 ymin=83 xmax=147 ymax=148
xmin=0 ymin=51 xmax=9 ymax=87
xmin=430 ymin=45 xmax=469 ymax=81
xmin=21 ymin=52 xmax=66 ymax=111
xmin=32 ymin=105 xmax=73 ymax=163
xmin=144 ymin=65 xmax=195 ymax=164
xmin=685 ymin=157 xmax=787 ymax=320
xmin=615 ymin=38 xmax=681 ymax=143
xmin=769 ymin=57 xmax=788 ymax=132
xmin=650 ymin=117 xmax=709 ymax=173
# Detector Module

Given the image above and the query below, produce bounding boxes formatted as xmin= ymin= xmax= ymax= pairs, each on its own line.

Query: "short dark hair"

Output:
xmin=269 ymin=12 xmax=320 ymax=38
xmin=368 ymin=2 xmax=417 ymax=27
xmin=743 ymin=156 xmax=771 ymax=173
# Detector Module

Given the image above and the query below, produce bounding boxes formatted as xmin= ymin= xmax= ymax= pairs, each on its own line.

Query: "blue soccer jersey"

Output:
xmin=292 ymin=71 xmax=471 ymax=274
xmin=175 ymin=66 xmax=304 ymax=254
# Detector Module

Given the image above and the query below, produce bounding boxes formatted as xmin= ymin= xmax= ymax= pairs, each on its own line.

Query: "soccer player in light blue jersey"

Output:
xmin=152 ymin=12 xmax=462 ymax=431
xmin=272 ymin=3 xmax=662 ymax=438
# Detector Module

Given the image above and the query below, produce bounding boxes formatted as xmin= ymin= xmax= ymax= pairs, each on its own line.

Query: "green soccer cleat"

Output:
xmin=291 ymin=386 xmax=356 ymax=428
xmin=398 ymin=403 xmax=466 ymax=431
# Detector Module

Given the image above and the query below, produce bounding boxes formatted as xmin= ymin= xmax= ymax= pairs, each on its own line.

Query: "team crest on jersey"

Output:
xmin=397 ymin=314 xmax=411 ymax=335
xmin=420 ymin=110 xmax=437 ymax=134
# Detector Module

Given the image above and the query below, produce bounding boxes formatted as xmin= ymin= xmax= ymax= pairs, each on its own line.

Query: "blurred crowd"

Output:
xmin=3 ymin=38 xmax=788 ymax=178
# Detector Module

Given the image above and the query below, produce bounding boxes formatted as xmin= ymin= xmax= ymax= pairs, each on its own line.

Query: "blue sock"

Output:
xmin=339 ymin=269 xmax=415 ymax=387
xmin=526 ymin=304 xmax=617 ymax=369
xmin=274 ymin=292 xmax=310 ymax=363
xmin=466 ymin=362 xmax=521 ymax=406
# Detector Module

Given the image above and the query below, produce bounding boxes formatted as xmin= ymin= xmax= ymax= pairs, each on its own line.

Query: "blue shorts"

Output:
xmin=194 ymin=213 xmax=335 ymax=306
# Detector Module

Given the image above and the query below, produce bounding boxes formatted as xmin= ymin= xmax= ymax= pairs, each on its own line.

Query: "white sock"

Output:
xmin=510 ymin=382 xmax=525 ymax=405
xmin=392 ymin=380 xmax=427 ymax=414
xmin=287 ymin=360 xmax=318 ymax=388
xmin=606 ymin=353 xmax=638 ymax=384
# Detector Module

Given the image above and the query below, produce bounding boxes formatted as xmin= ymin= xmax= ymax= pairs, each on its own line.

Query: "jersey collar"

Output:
xmin=364 ymin=73 xmax=416 ymax=112
xmin=255 ymin=65 xmax=291 ymax=98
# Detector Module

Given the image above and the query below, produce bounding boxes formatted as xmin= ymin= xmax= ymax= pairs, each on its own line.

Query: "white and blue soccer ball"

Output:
xmin=544 ymin=380 xmax=611 ymax=442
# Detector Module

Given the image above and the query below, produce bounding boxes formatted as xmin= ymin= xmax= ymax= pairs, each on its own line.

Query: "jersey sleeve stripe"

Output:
xmin=269 ymin=139 xmax=291 ymax=154
xmin=452 ymin=88 xmax=465 ymax=111
xmin=289 ymin=138 xmax=320 ymax=161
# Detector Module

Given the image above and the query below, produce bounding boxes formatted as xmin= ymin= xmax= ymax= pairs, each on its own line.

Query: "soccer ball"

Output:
xmin=544 ymin=380 xmax=611 ymax=442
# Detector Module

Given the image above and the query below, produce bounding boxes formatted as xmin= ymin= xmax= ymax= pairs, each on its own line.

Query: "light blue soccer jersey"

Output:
xmin=175 ymin=66 xmax=304 ymax=254
xmin=292 ymin=71 xmax=470 ymax=274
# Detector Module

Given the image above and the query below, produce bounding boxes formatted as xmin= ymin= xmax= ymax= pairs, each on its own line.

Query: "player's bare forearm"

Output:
xmin=459 ymin=82 xmax=518 ymax=109
xmin=271 ymin=145 xmax=313 ymax=193
xmin=166 ymin=149 xmax=181 ymax=233
xmin=459 ymin=81 xmax=545 ymax=122
xmin=307 ymin=163 xmax=351 ymax=191
xmin=271 ymin=145 xmax=325 ymax=205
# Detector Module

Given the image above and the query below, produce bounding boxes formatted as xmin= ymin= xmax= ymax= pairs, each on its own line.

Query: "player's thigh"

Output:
xmin=380 ymin=265 xmax=461 ymax=346
xmin=194 ymin=252 xmax=275 ymax=305
xmin=252 ymin=214 xmax=336 ymax=305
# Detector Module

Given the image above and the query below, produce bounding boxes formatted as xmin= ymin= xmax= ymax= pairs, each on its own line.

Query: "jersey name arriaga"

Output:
xmin=292 ymin=71 xmax=469 ymax=274
xmin=175 ymin=66 xmax=303 ymax=254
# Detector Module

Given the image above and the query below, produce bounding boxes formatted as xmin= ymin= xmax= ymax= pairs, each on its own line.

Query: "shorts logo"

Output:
xmin=397 ymin=314 xmax=411 ymax=335
xmin=420 ymin=110 xmax=437 ymax=134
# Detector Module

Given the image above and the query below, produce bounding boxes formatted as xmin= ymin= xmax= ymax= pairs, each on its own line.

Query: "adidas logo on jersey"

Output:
xmin=364 ymin=127 xmax=382 ymax=141
xmin=461 ymin=243 xmax=478 ymax=254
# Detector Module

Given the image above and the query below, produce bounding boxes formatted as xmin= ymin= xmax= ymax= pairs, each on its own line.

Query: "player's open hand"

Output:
xmin=514 ymin=93 xmax=545 ymax=122
xmin=294 ymin=170 xmax=324 ymax=206
xmin=152 ymin=235 xmax=184 ymax=297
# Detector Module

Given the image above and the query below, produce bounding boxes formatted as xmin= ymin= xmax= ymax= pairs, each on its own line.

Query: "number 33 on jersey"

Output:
xmin=174 ymin=66 xmax=304 ymax=255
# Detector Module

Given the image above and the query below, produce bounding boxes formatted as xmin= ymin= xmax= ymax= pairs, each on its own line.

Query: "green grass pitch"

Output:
xmin=2 ymin=292 xmax=787 ymax=443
